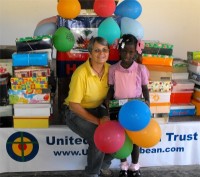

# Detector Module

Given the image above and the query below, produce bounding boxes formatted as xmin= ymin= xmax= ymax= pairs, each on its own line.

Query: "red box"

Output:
xmin=170 ymin=92 xmax=193 ymax=104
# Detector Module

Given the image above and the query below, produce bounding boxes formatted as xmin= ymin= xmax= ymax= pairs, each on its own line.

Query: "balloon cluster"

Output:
xmin=94 ymin=100 xmax=162 ymax=159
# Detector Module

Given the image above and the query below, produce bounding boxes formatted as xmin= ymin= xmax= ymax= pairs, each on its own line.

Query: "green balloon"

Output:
xmin=53 ymin=27 xmax=75 ymax=52
xmin=113 ymin=134 xmax=133 ymax=159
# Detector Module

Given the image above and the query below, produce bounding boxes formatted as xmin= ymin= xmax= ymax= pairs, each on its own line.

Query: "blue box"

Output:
xmin=12 ymin=53 xmax=48 ymax=66
xmin=169 ymin=104 xmax=195 ymax=117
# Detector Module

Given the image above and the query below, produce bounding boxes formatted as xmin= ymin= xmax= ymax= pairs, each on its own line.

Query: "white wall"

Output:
xmin=1 ymin=0 xmax=200 ymax=59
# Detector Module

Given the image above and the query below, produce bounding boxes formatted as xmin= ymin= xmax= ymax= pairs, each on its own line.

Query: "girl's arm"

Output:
xmin=142 ymin=85 xmax=150 ymax=106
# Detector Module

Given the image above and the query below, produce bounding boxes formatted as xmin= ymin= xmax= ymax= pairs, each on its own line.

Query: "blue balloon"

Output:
xmin=121 ymin=17 xmax=144 ymax=40
xmin=115 ymin=0 xmax=142 ymax=19
xmin=118 ymin=100 xmax=151 ymax=131
xmin=34 ymin=22 xmax=57 ymax=36
xmin=98 ymin=17 xmax=121 ymax=45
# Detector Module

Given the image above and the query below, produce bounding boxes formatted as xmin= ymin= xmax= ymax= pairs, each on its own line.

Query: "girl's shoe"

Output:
xmin=128 ymin=170 xmax=141 ymax=177
xmin=118 ymin=170 xmax=128 ymax=177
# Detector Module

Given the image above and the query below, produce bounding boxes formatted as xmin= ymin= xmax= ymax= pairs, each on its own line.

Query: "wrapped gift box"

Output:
xmin=0 ymin=59 xmax=13 ymax=75
xmin=150 ymin=103 xmax=170 ymax=114
xmin=172 ymin=58 xmax=188 ymax=73
xmin=150 ymin=92 xmax=171 ymax=103
xmin=149 ymin=70 xmax=172 ymax=81
xmin=148 ymin=81 xmax=172 ymax=92
xmin=10 ymin=77 xmax=48 ymax=90
xmin=152 ymin=113 xmax=169 ymax=124
xmin=172 ymin=80 xmax=195 ymax=92
xmin=172 ymin=72 xmax=189 ymax=80
xmin=191 ymin=99 xmax=200 ymax=115
xmin=170 ymin=91 xmax=193 ymax=104
xmin=187 ymin=51 xmax=200 ymax=60
xmin=16 ymin=35 xmax=53 ymax=52
xmin=169 ymin=104 xmax=195 ymax=117
xmin=9 ymin=89 xmax=50 ymax=104
xmin=13 ymin=116 xmax=49 ymax=128
xmin=13 ymin=103 xmax=51 ymax=117
xmin=143 ymin=41 xmax=173 ymax=56
xmin=12 ymin=52 xmax=48 ymax=66
xmin=14 ymin=66 xmax=51 ymax=77
xmin=142 ymin=54 xmax=173 ymax=66
xmin=0 ymin=105 xmax=13 ymax=117
xmin=188 ymin=62 xmax=200 ymax=74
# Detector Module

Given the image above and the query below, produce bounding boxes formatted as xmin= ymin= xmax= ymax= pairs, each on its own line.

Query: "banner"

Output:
xmin=0 ymin=122 xmax=199 ymax=173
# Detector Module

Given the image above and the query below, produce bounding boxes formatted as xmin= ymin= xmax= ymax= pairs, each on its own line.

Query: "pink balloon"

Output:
xmin=94 ymin=0 xmax=116 ymax=17
xmin=94 ymin=121 xmax=125 ymax=153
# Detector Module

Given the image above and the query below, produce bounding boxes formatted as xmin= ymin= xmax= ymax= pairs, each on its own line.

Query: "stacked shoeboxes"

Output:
xmin=188 ymin=51 xmax=200 ymax=115
xmin=142 ymin=41 xmax=174 ymax=123
xmin=0 ymin=58 xmax=13 ymax=127
xmin=9 ymin=35 xmax=53 ymax=128
xmin=169 ymin=57 xmax=195 ymax=117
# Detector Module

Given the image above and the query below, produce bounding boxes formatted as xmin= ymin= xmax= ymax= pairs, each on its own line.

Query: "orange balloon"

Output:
xmin=57 ymin=0 xmax=81 ymax=19
xmin=126 ymin=119 xmax=162 ymax=148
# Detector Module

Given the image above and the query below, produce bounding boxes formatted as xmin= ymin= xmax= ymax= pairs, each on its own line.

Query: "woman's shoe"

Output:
xmin=118 ymin=170 xmax=128 ymax=177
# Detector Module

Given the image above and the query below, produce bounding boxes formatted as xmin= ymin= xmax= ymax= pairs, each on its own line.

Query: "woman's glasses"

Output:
xmin=92 ymin=48 xmax=109 ymax=54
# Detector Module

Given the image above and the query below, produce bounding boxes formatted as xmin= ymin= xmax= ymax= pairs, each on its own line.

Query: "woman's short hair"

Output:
xmin=88 ymin=37 xmax=109 ymax=53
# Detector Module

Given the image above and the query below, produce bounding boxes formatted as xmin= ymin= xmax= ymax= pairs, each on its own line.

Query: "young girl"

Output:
xmin=106 ymin=34 xmax=150 ymax=177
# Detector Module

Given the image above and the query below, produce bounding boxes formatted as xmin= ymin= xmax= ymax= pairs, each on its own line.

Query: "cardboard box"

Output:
xmin=191 ymin=99 xmax=200 ymax=115
xmin=13 ymin=116 xmax=49 ymax=128
xmin=170 ymin=92 xmax=193 ymax=104
xmin=169 ymin=104 xmax=195 ymax=117
xmin=0 ymin=105 xmax=13 ymax=117
xmin=9 ymin=89 xmax=50 ymax=104
xmin=10 ymin=77 xmax=48 ymax=90
xmin=148 ymin=81 xmax=172 ymax=92
xmin=13 ymin=103 xmax=51 ymax=117
xmin=14 ymin=66 xmax=51 ymax=77
xmin=150 ymin=103 xmax=170 ymax=114
xmin=16 ymin=35 xmax=53 ymax=52
xmin=142 ymin=54 xmax=173 ymax=66
xmin=187 ymin=51 xmax=200 ymax=60
xmin=145 ymin=65 xmax=172 ymax=72
xmin=12 ymin=52 xmax=48 ymax=67
xmin=150 ymin=92 xmax=171 ymax=103
xmin=149 ymin=70 xmax=172 ymax=81
xmin=0 ymin=59 xmax=13 ymax=75
xmin=172 ymin=80 xmax=195 ymax=92
xmin=172 ymin=72 xmax=189 ymax=80
xmin=172 ymin=58 xmax=188 ymax=73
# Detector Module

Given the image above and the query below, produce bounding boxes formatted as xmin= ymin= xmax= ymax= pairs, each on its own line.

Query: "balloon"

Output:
xmin=126 ymin=119 xmax=162 ymax=148
xmin=53 ymin=27 xmax=75 ymax=52
xmin=113 ymin=134 xmax=133 ymax=159
xmin=121 ymin=17 xmax=144 ymax=40
xmin=94 ymin=0 xmax=116 ymax=17
xmin=115 ymin=0 xmax=142 ymax=19
xmin=118 ymin=100 xmax=151 ymax=131
xmin=57 ymin=0 xmax=81 ymax=19
xmin=98 ymin=17 xmax=121 ymax=45
xmin=34 ymin=22 xmax=57 ymax=36
xmin=94 ymin=120 xmax=125 ymax=153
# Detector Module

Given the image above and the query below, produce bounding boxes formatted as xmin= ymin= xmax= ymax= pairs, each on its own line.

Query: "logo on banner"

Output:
xmin=6 ymin=132 xmax=39 ymax=162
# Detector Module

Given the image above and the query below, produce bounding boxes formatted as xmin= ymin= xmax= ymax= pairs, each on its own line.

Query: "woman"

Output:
xmin=64 ymin=37 xmax=113 ymax=177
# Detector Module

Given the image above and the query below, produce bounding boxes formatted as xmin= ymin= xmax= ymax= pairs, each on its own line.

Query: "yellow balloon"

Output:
xmin=126 ymin=119 xmax=162 ymax=148
xmin=57 ymin=0 xmax=81 ymax=19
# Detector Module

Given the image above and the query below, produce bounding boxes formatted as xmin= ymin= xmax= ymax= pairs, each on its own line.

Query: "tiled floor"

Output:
xmin=0 ymin=165 xmax=200 ymax=177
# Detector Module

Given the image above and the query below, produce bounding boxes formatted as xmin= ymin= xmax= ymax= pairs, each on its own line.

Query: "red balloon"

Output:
xmin=94 ymin=0 xmax=116 ymax=17
xmin=94 ymin=121 xmax=125 ymax=153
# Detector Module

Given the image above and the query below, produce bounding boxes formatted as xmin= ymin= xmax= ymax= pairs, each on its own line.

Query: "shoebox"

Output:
xmin=150 ymin=92 xmax=171 ymax=103
xmin=142 ymin=54 xmax=173 ymax=66
xmin=0 ymin=78 xmax=9 ymax=106
xmin=143 ymin=41 xmax=173 ymax=56
xmin=170 ymin=91 xmax=193 ymax=104
xmin=189 ymin=72 xmax=200 ymax=85
xmin=172 ymin=58 xmax=188 ymax=73
xmin=15 ymin=35 xmax=53 ymax=52
xmin=172 ymin=72 xmax=189 ymax=80
xmin=148 ymin=81 xmax=172 ymax=92
xmin=187 ymin=51 xmax=200 ymax=60
xmin=169 ymin=104 xmax=195 ymax=117
xmin=10 ymin=77 xmax=48 ymax=90
xmin=0 ymin=105 xmax=13 ymax=117
xmin=188 ymin=61 xmax=200 ymax=74
xmin=193 ymin=87 xmax=200 ymax=101
xmin=145 ymin=65 xmax=172 ymax=72
xmin=172 ymin=80 xmax=195 ymax=92
xmin=109 ymin=98 xmax=145 ymax=108
xmin=191 ymin=99 xmax=200 ymax=115
xmin=13 ymin=116 xmax=49 ymax=128
xmin=150 ymin=103 xmax=170 ymax=114
xmin=13 ymin=66 xmax=51 ymax=77
xmin=152 ymin=113 xmax=169 ymax=124
xmin=149 ymin=70 xmax=172 ymax=81
xmin=12 ymin=52 xmax=48 ymax=67
xmin=0 ymin=59 xmax=13 ymax=75
xmin=8 ymin=89 xmax=50 ymax=104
